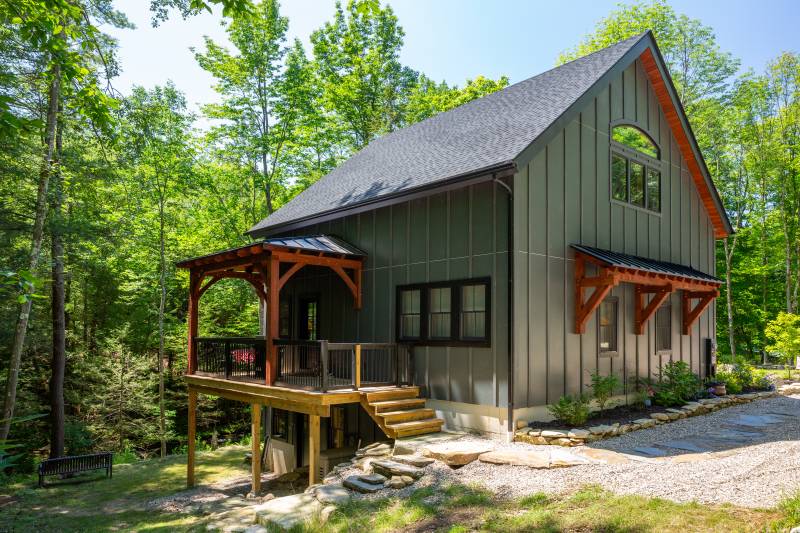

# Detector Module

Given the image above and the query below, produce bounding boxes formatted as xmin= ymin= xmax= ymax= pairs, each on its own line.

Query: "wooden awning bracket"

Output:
xmin=682 ymin=289 xmax=719 ymax=335
xmin=634 ymin=283 xmax=673 ymax=335
xmin=574 ymin=254 xmax=619 ymax=334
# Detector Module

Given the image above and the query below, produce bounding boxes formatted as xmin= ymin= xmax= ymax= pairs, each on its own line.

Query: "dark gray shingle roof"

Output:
xmin=248 ymin=33 xmax=646 ymax=236
xmin=571 ymin=244 xmax=721 ymax=283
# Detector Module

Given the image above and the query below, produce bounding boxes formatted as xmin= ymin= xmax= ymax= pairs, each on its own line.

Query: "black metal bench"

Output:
xmin=38 ymin=452 xmax=112 ymax=487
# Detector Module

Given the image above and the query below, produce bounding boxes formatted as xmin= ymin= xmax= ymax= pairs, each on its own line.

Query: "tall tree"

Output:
xmin=194 ymin=0 xmax=299 ymax=216
xmin=311 ymin=0 xmax=417 ymax=149
xmin=121 ymin=83 xmax=194 ymax=458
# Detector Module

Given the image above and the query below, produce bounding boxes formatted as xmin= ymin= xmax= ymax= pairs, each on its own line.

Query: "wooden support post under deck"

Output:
xmin=309 ymin=414 xmax=320 ymax=486
xmin=251 ymin=403 xmax=261 ymax=494
xmin=354 ymin=344 xmax=361 ymax=390
xmin=187 ymin=389 xmax=197 ymax=488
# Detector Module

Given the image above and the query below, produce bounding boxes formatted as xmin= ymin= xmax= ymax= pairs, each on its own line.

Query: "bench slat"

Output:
xmin=38 ymin=452 xmax=113 ymax=487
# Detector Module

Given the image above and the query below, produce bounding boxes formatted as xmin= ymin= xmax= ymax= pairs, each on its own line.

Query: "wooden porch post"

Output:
xmin=266 ymin=256 xmax=279 ymax=386
xmin=309 ymin=414 xmax=320 ymax=486
xmin=187 ymin=389 xmax=197 ymax=488
xmin=251 ymin=403 xmax=261 ymax=494
xmin=187 ymin=271 xmax=200 ymax=374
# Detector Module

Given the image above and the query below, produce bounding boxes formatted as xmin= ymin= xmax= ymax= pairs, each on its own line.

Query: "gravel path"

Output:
xmin=449 ymin=393 xmax=800 ymax=508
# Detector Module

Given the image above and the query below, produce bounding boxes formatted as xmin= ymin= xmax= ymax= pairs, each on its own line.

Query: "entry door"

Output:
xmin=297 ymin=296 xmax=319 ymax=341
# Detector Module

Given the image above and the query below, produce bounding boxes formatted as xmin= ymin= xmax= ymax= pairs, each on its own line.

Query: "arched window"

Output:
xmin=610 ymin=124 xmax=662 ymax=212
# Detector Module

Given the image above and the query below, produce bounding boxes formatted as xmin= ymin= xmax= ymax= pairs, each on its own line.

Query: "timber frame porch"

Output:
xmin=177 ymin=236 xmax=442 ymax=492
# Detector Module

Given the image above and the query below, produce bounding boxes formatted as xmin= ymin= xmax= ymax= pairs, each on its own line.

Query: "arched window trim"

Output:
xmin=610 ymin=122 xmax=662 ymax=163
xmin=609 ymin=121 xmax=664 ymax=214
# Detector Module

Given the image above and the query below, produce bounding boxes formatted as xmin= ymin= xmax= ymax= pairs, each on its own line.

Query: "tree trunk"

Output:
xmin=261 ymin=151 xmax=272 ymax=214
xmin=723 ymin=237 xmax=736 ymax=360
xmin=158 ymin=195 xmax=167 ymax=459
xmin=49 ymin=109 xmax=66 ymax=459
xmin=0 ymin=62 xmax=61 ymax=441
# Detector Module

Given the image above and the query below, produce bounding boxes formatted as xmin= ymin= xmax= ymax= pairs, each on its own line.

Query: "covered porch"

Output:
xmin=177 ymin=235 xmax=438 ymax=492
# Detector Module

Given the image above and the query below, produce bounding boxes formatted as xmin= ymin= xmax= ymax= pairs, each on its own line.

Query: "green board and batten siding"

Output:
xmin=285 ymin=183 xmax=510 ymax=408
xmin=512 ymin=58 xmax=716 ymax=409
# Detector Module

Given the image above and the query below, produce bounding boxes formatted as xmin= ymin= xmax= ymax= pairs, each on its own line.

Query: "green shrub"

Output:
xmin=589 ymin=372 xmax=619 ymax=412
xmin=715 ymin=370 xmax=742 ymax=394
xmin=653 ymin=361 xmax=700 ymax=407
xmin=732 ymin=360 xmax=755 ymax=390
xmin=547 ymin=394 xmax=591 ymax=426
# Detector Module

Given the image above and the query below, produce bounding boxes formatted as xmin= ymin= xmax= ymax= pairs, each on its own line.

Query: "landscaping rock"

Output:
xmin=634 ymin=418 xmax=657 ymax=428
xmin=588 ymin=425 xmax=613 ymax=435
xmin=255 ymin=493 xmax=322 ymax=530
xmin=392 ymin=455 xmax=434 ymax=468
xmin=541 ymin=429 xmax=569 ymax=438
xmin=478 ymin=450 xmax=550 ymax=468
xmin=384 ymin=476 xmax=406 ymax=489
xmin=320 ymin=505 xmax=337 ymax=524
xmin=567 ymin=429 xmax=590 ymax=439
xmin=400 ymin=475 xmax=414 ymax=485
xmin=371 ymin=459 xmax=425 ymax=479
xmin=516 ymin=419 xmax=529 ymax=429
xmin=650 ymin=413 xmax=670 ymax=422
xmin=422 ymin=441 xmax=493 ymax=466
xmin=314 ymin=484 xmax=351 ymax=506
xmin=548 ymin=448 xmax=593 ymax=467
xmin=342 ymin=475 xmax=383 ymax=494
xmin=358 ymin=473 xmax=387 ymax=485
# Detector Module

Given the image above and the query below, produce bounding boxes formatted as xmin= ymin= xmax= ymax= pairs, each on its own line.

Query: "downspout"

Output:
xmin=493 ymin=175 xmax=514 ymax=439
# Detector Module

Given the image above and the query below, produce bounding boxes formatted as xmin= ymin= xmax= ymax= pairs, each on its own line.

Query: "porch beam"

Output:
xmin=251 ymin=403 xmax=261 ymax=494
xmin=189 ymin=384 xmax=331 ymax=416
xmin=267 ymin=255 xmax=279 ymax=386
xmin=277 ymin=262 xmax=305 ymax=291
xmin=187 ymin=389 xmax=197 ymax=488
xmin=634 ymin=283 xmax=673 ymax=335
xmin=682 ymin=289 xmax=718 ymax=335
xmin=269 ymin=248 xmax=362 ymax=270
xmin=309 ymin=414 xmax=320 ymax=486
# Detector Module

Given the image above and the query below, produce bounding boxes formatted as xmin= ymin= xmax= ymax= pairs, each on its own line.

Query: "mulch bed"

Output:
xmin=533 ymin=403 xmax=668 ymax=430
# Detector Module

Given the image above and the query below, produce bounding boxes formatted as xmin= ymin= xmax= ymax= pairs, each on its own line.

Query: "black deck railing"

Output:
xmin=195 ymin=336 xmax=267 ymax=380
xmin=195 ymin=336 xmax=413 ymax=392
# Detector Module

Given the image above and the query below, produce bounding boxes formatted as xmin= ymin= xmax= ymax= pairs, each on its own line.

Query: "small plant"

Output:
xmin=653 ymin=361 xmax=701 ymax=407
xmin=547 ymin=394 xmax=591 ymax=426
xmin=714 ymin=371 xmax=741 ymax=394
xmin=589 ymin=372 xmax=619 ymax=413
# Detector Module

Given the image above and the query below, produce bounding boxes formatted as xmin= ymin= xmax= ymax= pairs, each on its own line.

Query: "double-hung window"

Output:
xmin=611 ymin=124 xmax=662 ymax=213
xmin=396 ymin=278 xmax=490 ymax=346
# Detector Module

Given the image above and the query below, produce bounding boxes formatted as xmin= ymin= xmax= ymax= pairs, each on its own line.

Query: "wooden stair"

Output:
xmin=360 ymin=387 xmax=444 ymax=439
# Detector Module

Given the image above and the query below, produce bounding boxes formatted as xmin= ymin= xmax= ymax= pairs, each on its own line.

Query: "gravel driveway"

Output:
xmin=447 ymin=393 xmax=800 ymax=508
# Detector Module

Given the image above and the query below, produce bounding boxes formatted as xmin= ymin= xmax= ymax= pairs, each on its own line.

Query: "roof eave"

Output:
xmin=246 ymin=161 xmax=517 ymax=238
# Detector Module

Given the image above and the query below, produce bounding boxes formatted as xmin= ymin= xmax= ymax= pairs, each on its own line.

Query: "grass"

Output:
xmin=1 ymin=446 xmax=798 ymax=532
xmin=0 ymin=445 xmax=251 ymax=532
xmin=305 ymin=483 xmax=793 ymax=533
xmin=753 ymin=367 xmax=800 ymax=382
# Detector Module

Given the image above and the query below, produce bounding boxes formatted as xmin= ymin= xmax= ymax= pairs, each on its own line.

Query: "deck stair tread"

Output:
xmin=359 ymin=387 xmax=444 ymax=439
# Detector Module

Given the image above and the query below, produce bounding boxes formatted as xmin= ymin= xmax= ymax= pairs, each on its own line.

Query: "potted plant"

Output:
xmin=705 ymin=379 xmax=726 ymax=396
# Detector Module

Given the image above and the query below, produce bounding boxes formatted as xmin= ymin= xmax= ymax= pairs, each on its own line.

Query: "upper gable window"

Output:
xmin=612 ymin=125 xmax=659 ymax=159
xmin=611 ymin=124 xmax=661 ymax=213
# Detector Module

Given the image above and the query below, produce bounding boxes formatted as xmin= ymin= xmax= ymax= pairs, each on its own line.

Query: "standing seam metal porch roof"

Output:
xmin=247 ymin=33 xmax=647 ymax=235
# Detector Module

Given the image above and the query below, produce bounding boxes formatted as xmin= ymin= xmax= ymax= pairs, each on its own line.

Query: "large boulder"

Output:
xmin=314 ymin=483 xmax=352 ymax=506
xmin=255 ymin=493 xmax=322 ymax=530
xmin=478 ymin=450 xmax=550 ymax=468
xmin=422 ymin=441 xmax=493 ymax=466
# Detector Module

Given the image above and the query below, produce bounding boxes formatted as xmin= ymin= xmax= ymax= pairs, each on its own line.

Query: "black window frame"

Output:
xmin=597 ymin=296 xmax=619 ymax=356
xmin=610 ymin=123 xmax=663 ymax=214
xmin=396 ymin=277 xmax=491 ymax=347
xmin=655 ymin=303 xmax=672 ymax=354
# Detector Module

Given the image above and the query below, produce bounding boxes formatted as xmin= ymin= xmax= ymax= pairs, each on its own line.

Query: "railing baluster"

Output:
xmin=320 ymin=340 xmax=328 ymax=392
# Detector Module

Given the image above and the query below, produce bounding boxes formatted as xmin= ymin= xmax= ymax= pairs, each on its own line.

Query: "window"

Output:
xmin=610 ymin=124 xmax=662 ymax=212
xmin=461 ymin=284 xmax=487 ymax=339
xmin=279 ymin=300 xmax=292 ymax=338
xmin=655 ymin=304 xmax=672 ymax=353
xmin=399 ymin=289 xmax=421 ymax=339
xmin=271 ymin=409 xmax=290 ymax=441
xmin=396 ymin=278 xmax=490 ymax=345
xmin=598 ymin=298 xmax=618 ymax=355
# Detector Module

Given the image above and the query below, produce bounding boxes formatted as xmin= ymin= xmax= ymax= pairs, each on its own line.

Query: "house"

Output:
xmin=177 ymin=31 xmax=731 ymax=490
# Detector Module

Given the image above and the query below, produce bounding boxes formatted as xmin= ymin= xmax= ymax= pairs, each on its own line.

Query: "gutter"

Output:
xmin=493 ymin=175 xmax=514 ymax=439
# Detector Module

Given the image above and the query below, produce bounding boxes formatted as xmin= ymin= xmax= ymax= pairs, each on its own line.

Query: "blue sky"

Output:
xmin=106 ymin=0 xmax=800 ymax=124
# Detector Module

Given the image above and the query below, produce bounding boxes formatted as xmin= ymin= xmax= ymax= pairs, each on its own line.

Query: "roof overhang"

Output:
xmin=246 ymin=162 xmax=516 ymax=238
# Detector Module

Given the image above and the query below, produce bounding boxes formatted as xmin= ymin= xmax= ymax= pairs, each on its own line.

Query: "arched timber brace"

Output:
xmin=634 ymin=283 xmax=673 ymax=335
xmin=682 ymin=289 xmax=719 ymax=335
xmin=574 ymin=253 xmax=619 ymax=334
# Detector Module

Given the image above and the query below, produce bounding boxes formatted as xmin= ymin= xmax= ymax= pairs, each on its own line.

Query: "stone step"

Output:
xmin=370 ymin=459 xmax=425 ymax=479
xmin=364 ymin=387 xmax=420 ymax=403
xmin=370 ymin=398 xmax=426 ymax=413
xmin=342 ymin=475 xmax=383 ymax=494
xmin=379 ymin=408 xmax=436 ymax=424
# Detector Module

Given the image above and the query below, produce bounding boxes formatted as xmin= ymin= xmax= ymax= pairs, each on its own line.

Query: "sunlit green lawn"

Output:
xmin=0 ymin=446 xmax=250 ymax=532
xmin=1 ymin=445 xmax=797 ymax=532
